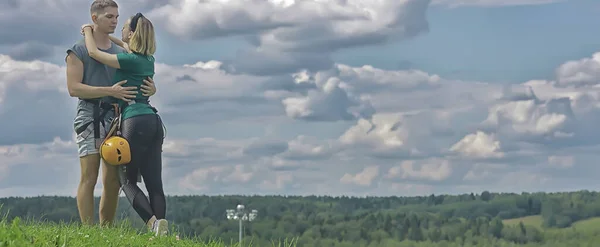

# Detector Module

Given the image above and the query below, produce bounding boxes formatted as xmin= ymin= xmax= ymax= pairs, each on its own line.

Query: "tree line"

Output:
xmin=2 ymin=190 xmax=600 ymax=246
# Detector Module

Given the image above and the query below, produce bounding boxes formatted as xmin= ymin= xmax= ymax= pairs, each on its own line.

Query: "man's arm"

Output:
xmin=66 ymin=52 xmax=114 ymax=99
xmin=66 ymin=52 xmax=137 ymax=101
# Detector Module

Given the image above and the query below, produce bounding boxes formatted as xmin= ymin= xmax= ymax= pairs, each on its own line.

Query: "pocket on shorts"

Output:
xmin=75 ymin=124 xmax=92 ymax=144
xmin=73 ymin=101 xmax=93 ymax=131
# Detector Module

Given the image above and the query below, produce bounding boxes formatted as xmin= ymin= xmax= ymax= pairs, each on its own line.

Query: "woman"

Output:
xmin=81 ymin=13 xmax=168 ymax=237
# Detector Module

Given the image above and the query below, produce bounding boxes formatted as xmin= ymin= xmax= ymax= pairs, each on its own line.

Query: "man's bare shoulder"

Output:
xmin=66 ymin=51 xmax=82 ymax=64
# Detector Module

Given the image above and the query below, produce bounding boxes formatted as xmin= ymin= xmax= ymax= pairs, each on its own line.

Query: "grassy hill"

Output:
xmin=4 ymin=214 xmax=600 ymax=247
xmin=0 ymin=216 xmax=297 ymax=247
xmin=503 ymin=215 xmax=600 ymax=229
xmin=503 ymin=215 xmax=544 ymax=228
xmin=4 ymin=191 xmax=600 ymax=246
xmin=503 ymin=215 xmax=600 ymax=233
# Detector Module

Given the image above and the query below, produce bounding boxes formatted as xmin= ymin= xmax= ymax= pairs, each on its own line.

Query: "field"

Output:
xmin=502 ymin=215 xmax=600 ymax=232
xmin=502 ymin=215 xmax=545 ymax=228
xmin=0 ymin=216 xmax=298 ymax=247
xmin=3 ymin=215 xmax=600 ymax=247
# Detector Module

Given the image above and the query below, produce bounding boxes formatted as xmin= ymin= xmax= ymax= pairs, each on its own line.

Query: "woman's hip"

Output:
xmin=121 ymin=114 xmax=163 ymax=143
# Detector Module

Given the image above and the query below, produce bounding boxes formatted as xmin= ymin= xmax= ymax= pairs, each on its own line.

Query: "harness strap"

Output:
xmin=125 ymin=98 xmax=158 ymax=113
xmin=93 ymin=102 xmax=100 ymax=147
xmin=76 ymin=99 xmax=116 ymax=148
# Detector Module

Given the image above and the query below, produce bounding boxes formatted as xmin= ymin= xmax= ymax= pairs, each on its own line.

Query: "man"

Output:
xmin=65 ymin=0 xmax=157 ymax=227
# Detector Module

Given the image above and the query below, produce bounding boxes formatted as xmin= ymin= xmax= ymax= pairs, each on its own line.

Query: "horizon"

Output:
xmin=1 ymin=189 xmax=597 ymax=200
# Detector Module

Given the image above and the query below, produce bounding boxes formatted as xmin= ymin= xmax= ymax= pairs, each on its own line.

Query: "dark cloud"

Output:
xmin=242 ymin=140 xmax=289 ymax=157
xmin=226 ymin=49 xmax=333 ymax=76
xmin=0 ymin=162 xmax=72 ymax=188
xmin=0 ymin=82 xmax=74 ymax=146
xmin=0 ymin=1 xmax=88 ymax=46
xmin=0 ymin=0 xmax=18 ymax=8
xmin=149 ymin=0 xmax=431 ymax=76
xmin=7 ymin=41 xmax=54 ymax=61
xmin=175 ymin=74 xmax=196 ymax=82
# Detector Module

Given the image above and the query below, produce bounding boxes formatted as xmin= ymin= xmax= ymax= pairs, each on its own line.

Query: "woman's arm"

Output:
xmin=83 ymin=26 xmax=121 ymax=69
xmin=108 ymin=35 xmax=124 ymax=47
xmin=108 ymin=35 xmax=131 ymax=53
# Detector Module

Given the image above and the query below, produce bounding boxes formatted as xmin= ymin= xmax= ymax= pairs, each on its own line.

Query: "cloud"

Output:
xmin=0 ymin=0 xmax=177 ymax=61
xmin=0 ymin=137 xmax=81 ymax=197
xmin=555 ymin=52 xmax=600 ymax=87
xmin=1 ymin=0 xmax=560 ymax=64
xmin=148 ymin=0 xmax=431 ymax=75
xmin=386 ymin=159 xmax=452 ymax=182
xmin=432 ymin=0 xmax=565 ymax=7
xmin=0 ymin=1 xmax=86 ymax=47
xmin=341 ymin=166 xmax=380 ymax=187
xmin=7 ymin=41 xmax=55 ymax=61
xmin=4 ymin=12 xmax=600 ymax=197
xmin=0 ymin=55 xmax=75 ymax=145
xmin=449 ymin=131 xmax=504 ymax=159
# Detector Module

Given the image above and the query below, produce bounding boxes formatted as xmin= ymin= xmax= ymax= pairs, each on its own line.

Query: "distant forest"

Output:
xmin=2 ymin=190 xmax=600 ymax=246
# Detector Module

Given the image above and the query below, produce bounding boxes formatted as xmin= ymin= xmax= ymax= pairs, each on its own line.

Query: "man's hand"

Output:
xmin=110 ymin=80 xmax=137 ymax=102
xmin=141 ymin=77 xmax=156 ymax=97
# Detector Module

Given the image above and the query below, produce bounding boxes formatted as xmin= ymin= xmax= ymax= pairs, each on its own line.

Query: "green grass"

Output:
xmin=502 ymin=215 xmax=544 ymax=229
xmin=569 ymin=217 xmax=600 ymax=229
xmin=0 ymin=216 xmax=298 ymax=247
xmin=502 ymin=215 xmax=600 ymax=233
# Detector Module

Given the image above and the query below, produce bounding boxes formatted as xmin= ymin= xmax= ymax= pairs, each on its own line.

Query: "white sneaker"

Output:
xmin=152 ymin=219 xmax=168 ymax=236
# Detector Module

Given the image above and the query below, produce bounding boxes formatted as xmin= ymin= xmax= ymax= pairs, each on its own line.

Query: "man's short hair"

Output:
xmin=90 ymin=0 xmax=118 ymax=14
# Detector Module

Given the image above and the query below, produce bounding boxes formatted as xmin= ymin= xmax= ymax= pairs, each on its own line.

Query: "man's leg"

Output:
xmin=98 ymin=111 xmax=121 ymax=227
xmin=77 ymin=154 xmax=101 ymax=226
xmin=74 ymin=100 xmax=107 ymax=226
xmin=99 ymin=160 xmax=120 ymax=227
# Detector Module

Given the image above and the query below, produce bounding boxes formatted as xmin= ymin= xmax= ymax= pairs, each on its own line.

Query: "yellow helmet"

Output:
xmin=100 ymin=136 xmax=131 ymax=166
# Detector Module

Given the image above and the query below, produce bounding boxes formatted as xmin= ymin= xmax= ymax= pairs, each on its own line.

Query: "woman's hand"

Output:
xmin=80 ymin=24 xmax=93 ymax=36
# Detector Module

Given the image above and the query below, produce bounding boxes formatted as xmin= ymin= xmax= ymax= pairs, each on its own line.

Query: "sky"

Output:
xmin=2 ymin=0 xmax=600 ymax=198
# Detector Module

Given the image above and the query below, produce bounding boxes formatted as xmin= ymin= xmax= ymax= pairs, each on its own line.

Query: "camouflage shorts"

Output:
xmin=73 ymin=100 xmax=115 ymax=158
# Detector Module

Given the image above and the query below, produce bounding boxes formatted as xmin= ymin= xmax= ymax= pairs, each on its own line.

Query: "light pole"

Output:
xmin=226 ymin=204 xmax=258 ymax=247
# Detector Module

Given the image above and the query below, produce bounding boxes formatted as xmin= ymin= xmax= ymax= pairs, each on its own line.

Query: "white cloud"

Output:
xmin=547 ymin=155 xmax=575 ymax=169
xmin=0 ymin=55 xmax=76 ymax=145
xmin=432 ymin=0 xmax=564 ymax=7
xmin=5 ymin=48 xmax=600 ymax=196
xmin=340 ymin=166 xmax=380 ymax=187
xmin=450 ymin=131 xmax=504 ymax=159
xmin=0 ymin=0 xmax=598 ymax=197
xmin=556 ymin=52 xmax=600 ymax=87
xmin=386 ymin=159 xmax=452 ymax=182
xmin=148 ymin=0 xmax=430 ymax=75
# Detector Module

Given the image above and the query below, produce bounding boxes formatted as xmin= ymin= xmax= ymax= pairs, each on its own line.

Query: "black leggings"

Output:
xmin=119 ymin=113 xmax=166 ymax=223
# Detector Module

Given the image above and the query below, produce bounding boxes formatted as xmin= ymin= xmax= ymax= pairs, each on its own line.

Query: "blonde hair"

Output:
xmin=128 ymin=15 xmax=156 ymax=56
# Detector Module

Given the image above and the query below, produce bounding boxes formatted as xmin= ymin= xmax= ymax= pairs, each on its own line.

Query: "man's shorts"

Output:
xmin=73 ymin=100 xmax=115 ymax=158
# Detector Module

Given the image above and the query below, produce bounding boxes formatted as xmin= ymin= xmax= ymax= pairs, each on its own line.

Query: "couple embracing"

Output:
xmin=65 ymin=0 xmax=168 ymax=236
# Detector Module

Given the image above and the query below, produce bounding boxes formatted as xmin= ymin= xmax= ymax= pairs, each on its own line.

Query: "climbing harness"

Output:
xmin=75 ymin=99 xmax=117 ymax=149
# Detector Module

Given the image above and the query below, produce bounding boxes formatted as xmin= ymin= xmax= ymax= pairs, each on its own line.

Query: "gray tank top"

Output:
xmin=67 ymin=39 xmax=125 ymax=103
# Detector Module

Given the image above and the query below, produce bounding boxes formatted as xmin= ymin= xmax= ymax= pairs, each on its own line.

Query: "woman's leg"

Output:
xmin=140 ymin=115 xmax=166 ymax=220
xmin=119 ymin=114 xmax=156 ymax=223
